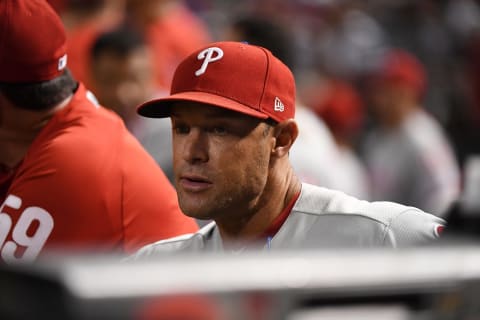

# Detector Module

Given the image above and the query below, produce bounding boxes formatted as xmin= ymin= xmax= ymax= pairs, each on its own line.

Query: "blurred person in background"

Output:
xmin=362 ymin=48 xmax=460 ymax=217
xmin=125 ymin=0 xmax=212 ymax=90
xmin=312 ymin=78 xmax=370 ymax=199
xmin=131 ymin=41 xmax=444 ymax=256
xmin=311 ymin=0 xmax=387 ymax=81
xmin=57 ymin=0 xmax=125 ymax=88
xmin=442 ymin=156 xmax=480 ymax=242
xmin=223 ymin=15 xmax=349 ymax=191
xmin=0 ymin=0 xmax=197 ymax=263
xmin=444 ymin=0 xmax=480 ymax=166
xmin=90 ymin=26 xmax=174 ymax=182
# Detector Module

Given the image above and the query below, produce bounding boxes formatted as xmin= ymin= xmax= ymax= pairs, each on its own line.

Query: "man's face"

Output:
xmin=171 ymin=103 xmax=274 ymax=222
xmin=368 ymin=81 xmax=412 ymax=126
xmin=91 ymin=47 xmax=153 ymax=121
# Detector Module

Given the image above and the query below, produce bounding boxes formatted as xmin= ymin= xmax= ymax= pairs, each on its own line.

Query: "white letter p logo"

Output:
xmin=195 ymin=47 xmax=224 ymax=76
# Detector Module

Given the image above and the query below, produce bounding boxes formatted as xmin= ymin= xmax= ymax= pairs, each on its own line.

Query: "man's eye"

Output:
xmin=174 ymin=124 xmax=190 ymax=134
xmin=211 ymin=126 xmax=227 ymax=135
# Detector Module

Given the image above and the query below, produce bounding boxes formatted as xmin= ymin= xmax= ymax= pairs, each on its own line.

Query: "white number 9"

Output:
xmin=1 ymin=206 xmax=54 ymax=263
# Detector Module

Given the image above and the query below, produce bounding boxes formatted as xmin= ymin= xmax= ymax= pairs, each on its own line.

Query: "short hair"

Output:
xmin=262 ymin=118 xmax=277 ymax=137
xmin=91 ymin=25 xmax=146 ymax=60
xmin=0 ymin=69 xmax=77 ymax=111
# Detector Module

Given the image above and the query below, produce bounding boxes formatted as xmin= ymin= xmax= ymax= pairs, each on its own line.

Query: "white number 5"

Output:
xmin=0 ymin=195 xmax=54 ymax=263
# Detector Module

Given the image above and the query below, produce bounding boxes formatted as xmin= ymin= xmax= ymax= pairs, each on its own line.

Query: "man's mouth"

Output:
xmin=178 ymin=174 xmax=213 ymax=192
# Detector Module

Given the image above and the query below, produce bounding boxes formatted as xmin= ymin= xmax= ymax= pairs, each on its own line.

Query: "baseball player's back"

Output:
xmin=0 ymin=84 xmax=198 ymax=263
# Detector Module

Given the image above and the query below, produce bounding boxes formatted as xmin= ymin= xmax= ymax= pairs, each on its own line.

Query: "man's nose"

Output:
xmin=182 ymin=128 xmax=209 ymax=164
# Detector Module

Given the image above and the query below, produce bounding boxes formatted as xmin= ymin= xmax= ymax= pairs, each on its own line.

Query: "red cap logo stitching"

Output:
xmin=195 ymin=47 xmax=224 ymax=76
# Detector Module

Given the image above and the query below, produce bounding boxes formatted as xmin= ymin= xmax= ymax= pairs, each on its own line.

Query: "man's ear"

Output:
xmin=272 ymin=119 xmax=299 ymax=158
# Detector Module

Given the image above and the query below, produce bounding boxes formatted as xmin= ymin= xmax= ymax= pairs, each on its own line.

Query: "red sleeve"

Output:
xmin=0 ymin=101 xmax=197 ymax=262
xmin=0 ymin=138 xmax=124 ymax=262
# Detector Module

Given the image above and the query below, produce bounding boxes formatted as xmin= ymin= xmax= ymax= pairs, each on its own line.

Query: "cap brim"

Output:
xmin=137 ymin=91 xmax=269 ymax=120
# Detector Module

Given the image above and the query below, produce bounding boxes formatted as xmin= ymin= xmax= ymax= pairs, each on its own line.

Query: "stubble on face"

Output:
xmin=171 ymin=104 xmax=275 ymax=224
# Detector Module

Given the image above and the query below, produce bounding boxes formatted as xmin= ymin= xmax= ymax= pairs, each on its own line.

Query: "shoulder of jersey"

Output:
xmin=131 ymin=223 xmax=215 ymax=258
xmin=296 ymin=183 xmax=444 ymax=228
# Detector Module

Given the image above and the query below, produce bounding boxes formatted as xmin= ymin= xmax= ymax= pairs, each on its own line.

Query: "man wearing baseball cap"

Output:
xmin=363 ymin=48 xmax=460 ymax=217
xmin=133 ymin=41 xmax=445 ymax=255
xmin=0 ymin=0 xmax=198 ymax=263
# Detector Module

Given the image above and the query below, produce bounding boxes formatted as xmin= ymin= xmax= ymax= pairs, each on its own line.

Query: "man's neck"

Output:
xmin=0 ymin=96 xmax=72 ymax=169
xmin=216 ymin=166 xmax=302 ymax=246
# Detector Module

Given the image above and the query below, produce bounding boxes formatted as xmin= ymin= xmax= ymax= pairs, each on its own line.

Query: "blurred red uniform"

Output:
xmin=0 ymin=84 xmax=198 ymax=262
xmin=140 ymin=2 xmax=212 ymax=89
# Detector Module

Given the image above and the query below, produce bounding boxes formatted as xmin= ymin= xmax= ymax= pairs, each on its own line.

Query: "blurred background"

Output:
xmin=49 ymin=0 xmax=480 ymax=220
xmin=46 ymin=0 xmax=480 ymax=218
xmin=2 ymin=2 xmax=480 ymax=319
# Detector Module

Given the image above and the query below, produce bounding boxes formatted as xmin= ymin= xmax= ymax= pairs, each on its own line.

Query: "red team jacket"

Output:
xmin=0 ymin=84 xmax=198 ymax=263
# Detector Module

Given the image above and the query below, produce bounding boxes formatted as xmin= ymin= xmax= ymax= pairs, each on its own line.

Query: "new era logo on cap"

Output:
xmin=274 ymin=97 xmax=285 ymax=112
xmin=137 ymin=41 xmax=296 ymax=123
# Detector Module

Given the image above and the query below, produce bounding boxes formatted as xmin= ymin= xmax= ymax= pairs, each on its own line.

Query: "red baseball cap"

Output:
xmin=137 ymin=41 xmax=295 ymax=123
xmin=0 ymin=0 xmax=68 ymax=83
xmin=373 ymin=49 xmax=426 ymax=98
xmin=314 ymin=80 xmax=364 ymax=137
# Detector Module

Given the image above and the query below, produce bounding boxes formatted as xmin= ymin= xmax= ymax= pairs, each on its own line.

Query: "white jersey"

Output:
xmin=290 ymin=106 xmax=342 ymax=188
xmin=332 ymin=146 xmax=370 ymax=200
xmin=363 ymin=109 xmax=460 ymax=217
xmin=132 ymin=183 xmax=445 ymax=258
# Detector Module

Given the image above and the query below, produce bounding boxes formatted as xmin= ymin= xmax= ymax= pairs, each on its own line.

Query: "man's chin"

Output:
xmin=179 ymin=204 xmax=213 ymax=221
xmin=185 ymin=212 xmax=214 ymax=221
